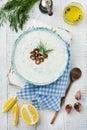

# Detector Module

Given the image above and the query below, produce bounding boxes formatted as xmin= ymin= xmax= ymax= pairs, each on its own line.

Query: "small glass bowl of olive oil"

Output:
xmin=63 ymin=2 xmax=84 ymax=25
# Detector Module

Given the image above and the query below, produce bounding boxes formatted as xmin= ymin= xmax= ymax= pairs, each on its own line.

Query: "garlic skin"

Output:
xmin=74 ymin=102 xmax=82 ymax=112
xmin=75 ymin=90 xmax=81 ymax=100
xmin=65 ymin=104 xmax=72 ymax=114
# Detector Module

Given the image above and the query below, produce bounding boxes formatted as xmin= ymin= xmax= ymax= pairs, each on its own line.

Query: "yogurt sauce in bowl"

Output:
xmin=12 ymin=27 xmax=68 ymax=85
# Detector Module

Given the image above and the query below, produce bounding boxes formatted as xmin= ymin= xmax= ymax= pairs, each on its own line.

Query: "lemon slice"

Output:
xmin=11 ymin=104 xmax=19 ymax=126
xmin=20 ymin=103 xmax=39 ymax=125
xmin=2 ymin=96 xmax=17 ymax=112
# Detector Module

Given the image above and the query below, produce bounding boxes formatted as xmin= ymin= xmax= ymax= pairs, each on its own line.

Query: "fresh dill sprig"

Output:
xmin=37 ymin=41 xmax=53 ymax=54
xmin=45 ymin=49 xmax=54 ymax=54
xmin=0 ymin=0 xmax=38 ymax=32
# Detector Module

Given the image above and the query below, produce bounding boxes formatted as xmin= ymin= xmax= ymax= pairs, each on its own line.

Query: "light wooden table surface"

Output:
xmin=0 ymin=0 xmax=87 ymax=130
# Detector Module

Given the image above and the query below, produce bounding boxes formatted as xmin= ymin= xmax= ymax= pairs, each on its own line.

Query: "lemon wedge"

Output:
xmin=20 ymin=103 xmax=39 ymax=125
xmin=11 ymin=104 xmax=19 ymax=126
xmin=2 ymin=96 xmax=17 ymax=112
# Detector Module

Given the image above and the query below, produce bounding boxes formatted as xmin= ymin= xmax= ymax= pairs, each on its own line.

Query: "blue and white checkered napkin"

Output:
xmin=17 ymin=48 xmax=70 ymax=111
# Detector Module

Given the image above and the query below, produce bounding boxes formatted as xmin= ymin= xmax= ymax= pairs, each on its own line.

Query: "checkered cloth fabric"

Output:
xmin=17 ymin=47 xmax=70 ymax=111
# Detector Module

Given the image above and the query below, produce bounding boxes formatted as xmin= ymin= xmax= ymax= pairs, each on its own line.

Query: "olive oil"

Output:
xmin=63 ymin=2 xmax=84 ymax=25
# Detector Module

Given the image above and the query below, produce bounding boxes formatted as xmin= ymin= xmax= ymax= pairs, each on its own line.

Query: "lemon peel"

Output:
xmin=2 ymin=96 xmax=17 ymax=112
xmin=11 ymin=103 xmax=19 ymax=126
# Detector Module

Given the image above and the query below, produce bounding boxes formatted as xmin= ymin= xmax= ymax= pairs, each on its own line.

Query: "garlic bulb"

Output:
xmin=74 ymin=102 xmax=82 ymax=112
xmin=75 ymin=90 xmax=81 ymax=100
xmin=65 ymin=104 xmax=72 ymax=114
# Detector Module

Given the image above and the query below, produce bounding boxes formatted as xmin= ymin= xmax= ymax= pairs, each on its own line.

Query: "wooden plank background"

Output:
xmin=0 ymin=0 xmax=87 ymax=130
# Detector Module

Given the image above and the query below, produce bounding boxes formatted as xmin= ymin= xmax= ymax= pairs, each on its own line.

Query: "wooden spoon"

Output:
xmin=50 ymin=68 xmax=82 ymax=124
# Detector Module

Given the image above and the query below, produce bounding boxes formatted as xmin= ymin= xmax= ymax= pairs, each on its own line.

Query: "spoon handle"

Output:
xmin=50 ymin=81 xmax=73 ymax=124
xmin=50 ymin=111 xmax=59 ymax=124
xmin=65 ymin=81 xmax=72 ymax=99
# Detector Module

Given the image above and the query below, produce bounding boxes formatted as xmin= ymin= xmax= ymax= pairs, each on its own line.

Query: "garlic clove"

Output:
xmin=74 ymin=102 xmax=82 ymax=112
xmin=75 ymin=90 xmax=81 ymax=100
xmin=65 ymin=104 xmax=72 ymax=114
